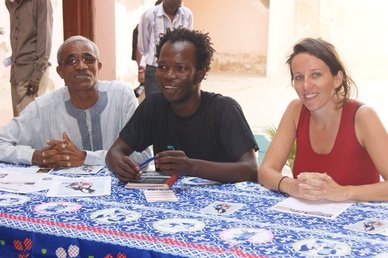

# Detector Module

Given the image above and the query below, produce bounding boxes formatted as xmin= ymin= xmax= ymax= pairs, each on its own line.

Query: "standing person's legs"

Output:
xmin=144 ymin=65 xmax=161 ymax=97
xmin=11 ymin=69 xmax=49 ymax=116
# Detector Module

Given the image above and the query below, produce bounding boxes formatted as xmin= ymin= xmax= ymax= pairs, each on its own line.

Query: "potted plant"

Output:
xmin=266 ymin=125 xmax=296 ymax=169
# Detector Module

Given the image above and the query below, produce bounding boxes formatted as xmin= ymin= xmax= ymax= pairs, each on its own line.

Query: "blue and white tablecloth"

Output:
xmin=0 ymin=163 xmax=388 ymax=258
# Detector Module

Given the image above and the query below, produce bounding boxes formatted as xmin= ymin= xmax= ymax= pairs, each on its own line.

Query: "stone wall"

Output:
xmin=212 ymin=53 xmax=267 ymax=75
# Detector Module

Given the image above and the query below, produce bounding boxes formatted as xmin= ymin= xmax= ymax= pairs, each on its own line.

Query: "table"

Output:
xmin=1 ymin=163 xmax=388 ymax=258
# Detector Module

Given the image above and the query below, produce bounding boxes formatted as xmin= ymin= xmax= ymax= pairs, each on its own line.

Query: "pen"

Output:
xmin=139 ymin=156 xmax=156 ymax=169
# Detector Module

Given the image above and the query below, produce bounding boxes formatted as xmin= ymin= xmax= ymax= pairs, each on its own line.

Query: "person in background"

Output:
xmin=131 ymin=24 xmax=145 ymax=98
xmin=258 ymin=37 xmax=388 ymax=202
xmin=5 ymin=0 xmax=53 ymax=116
xmin=131 ymin=0 xmax=163 ymax=98
xmin=137 ymin=0 xmax=193 ymax=97
xmin=106 ymin=27 xmax=258 ymax=183
xmin=0 ymin=35 xmax=150 ymax=168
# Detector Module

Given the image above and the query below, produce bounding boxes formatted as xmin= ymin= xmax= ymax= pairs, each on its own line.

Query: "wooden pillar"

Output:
xmin=62 ymin=0 xmax=95 ymax=41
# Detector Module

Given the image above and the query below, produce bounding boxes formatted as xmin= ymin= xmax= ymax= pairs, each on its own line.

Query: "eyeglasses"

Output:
xmin=61 ymin=55 xmax=98 ymax=66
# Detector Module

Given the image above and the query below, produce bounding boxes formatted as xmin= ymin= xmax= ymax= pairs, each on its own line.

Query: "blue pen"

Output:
xmin=139 ymin=156 xmax=156 ymax=169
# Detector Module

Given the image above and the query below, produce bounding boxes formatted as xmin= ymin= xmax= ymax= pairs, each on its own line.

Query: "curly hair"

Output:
xmin=155 ymin=27 xmax=215 ymax=73
xmin=286 ymin=37 xmax=356 ymax=107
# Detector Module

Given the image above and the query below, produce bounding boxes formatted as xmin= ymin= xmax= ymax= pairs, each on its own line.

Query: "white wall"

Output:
xmin=115 ymin=0 xmax=157 ymax=86
xmin=267 ymin=0 xmax=388 ymax=81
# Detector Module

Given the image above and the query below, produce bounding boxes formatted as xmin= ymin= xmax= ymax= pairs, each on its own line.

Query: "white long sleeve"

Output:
xmin=0 ymin=80 xmax=149 ymax=166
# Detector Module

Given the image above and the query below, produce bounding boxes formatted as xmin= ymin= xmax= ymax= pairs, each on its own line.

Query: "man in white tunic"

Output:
xmin=137 ymin=0 xmax=193 ymax=96
xmin=0 ymin=35 xmax=150 ymax=168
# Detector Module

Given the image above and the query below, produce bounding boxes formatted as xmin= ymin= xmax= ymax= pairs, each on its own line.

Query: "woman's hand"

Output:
xmin=296 ymin=172 xmax=349 ymax=201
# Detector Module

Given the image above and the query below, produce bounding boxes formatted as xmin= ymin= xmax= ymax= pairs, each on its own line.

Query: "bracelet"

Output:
xmin=277 ymin=176 xmax=288 ymax=193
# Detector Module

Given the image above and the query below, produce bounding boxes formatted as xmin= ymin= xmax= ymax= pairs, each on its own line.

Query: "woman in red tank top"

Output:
xmin=258 ymin=38 xmax=388 ymax=202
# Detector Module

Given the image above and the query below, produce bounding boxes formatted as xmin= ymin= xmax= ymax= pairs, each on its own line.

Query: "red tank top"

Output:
xmin=293 ymin=100 xmax=380 ymax=185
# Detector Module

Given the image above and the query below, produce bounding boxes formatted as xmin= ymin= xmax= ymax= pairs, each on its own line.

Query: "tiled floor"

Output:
xmin=203 ymin=72 xmax=295 ymax=134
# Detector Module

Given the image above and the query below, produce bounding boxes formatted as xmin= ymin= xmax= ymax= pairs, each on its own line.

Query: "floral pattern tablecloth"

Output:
xmin=1 ymin=163 xmax=388 ymax=258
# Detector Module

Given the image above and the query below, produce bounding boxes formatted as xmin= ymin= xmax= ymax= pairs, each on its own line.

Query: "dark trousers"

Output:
xmin=144 ymin=65 xmax=161 ymax=97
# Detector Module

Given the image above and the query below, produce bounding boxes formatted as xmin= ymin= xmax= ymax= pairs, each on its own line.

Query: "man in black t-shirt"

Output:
xmin=106 ymin=27 xmax=258 ymax=183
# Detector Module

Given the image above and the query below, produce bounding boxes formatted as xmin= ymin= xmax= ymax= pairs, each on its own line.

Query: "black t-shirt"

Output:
xmin=120 ymin=91 xmax=258 ymax=162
